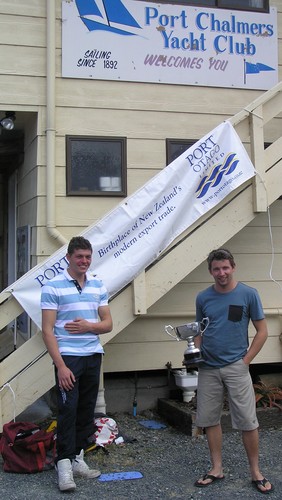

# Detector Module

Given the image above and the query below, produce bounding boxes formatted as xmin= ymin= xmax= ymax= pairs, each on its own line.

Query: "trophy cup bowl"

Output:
xmin=165 ymin=319 xmax=209 ymax=368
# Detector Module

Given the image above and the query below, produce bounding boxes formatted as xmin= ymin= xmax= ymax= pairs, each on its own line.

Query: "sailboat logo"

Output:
xmin=75 ymin=0 xmax=142 ymax=36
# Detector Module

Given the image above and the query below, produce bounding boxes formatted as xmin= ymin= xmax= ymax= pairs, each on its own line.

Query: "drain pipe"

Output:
xmin=46 ymin=0 xmax=67 ymax=246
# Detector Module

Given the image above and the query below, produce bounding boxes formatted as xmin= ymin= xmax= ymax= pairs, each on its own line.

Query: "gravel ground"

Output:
xmin=1 ymin=409 xmax=281 ymax=499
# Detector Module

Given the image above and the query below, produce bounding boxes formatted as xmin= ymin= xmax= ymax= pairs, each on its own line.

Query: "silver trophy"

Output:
xmin=165 ymin=318 xmax=209 ymax=367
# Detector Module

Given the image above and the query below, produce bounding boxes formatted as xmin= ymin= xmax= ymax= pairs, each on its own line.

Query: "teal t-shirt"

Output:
xmin=196 ymin=282 xmax=264 ymax=368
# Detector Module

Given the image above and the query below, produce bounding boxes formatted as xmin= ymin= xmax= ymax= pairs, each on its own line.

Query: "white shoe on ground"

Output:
xmin=72 ymin=449 xmax=101 ymax=479
xmin=56 ymin=458 xmax=76 ymax=492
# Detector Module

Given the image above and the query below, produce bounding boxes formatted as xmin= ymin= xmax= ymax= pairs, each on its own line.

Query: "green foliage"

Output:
xmin=253 ymin=382 xmax=282 ymax=410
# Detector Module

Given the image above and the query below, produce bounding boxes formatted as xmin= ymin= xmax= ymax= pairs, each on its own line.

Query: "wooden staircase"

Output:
xmin=0 ymin=82 xmax=281 ymax=428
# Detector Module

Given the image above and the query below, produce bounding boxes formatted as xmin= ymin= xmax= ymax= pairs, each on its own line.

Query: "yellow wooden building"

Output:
xmin=0 ymin=0 xmax=281 ymax=426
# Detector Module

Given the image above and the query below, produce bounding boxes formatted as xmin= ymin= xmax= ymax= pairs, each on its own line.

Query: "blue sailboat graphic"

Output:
xmin=75 ymin=0 xmax=142 ymax=36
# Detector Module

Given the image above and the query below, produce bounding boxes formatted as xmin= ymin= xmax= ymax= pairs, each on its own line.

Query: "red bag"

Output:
xmin=0 ymin=421 xmax=56 ymax=473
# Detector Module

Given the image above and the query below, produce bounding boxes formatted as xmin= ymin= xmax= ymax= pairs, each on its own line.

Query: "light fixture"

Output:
xmin=0 ymin=112 xmax=16 ymax=131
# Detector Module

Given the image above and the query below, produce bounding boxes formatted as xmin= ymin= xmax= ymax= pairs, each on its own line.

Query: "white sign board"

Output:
xmin=62 ymin=0 xmax=278 ymax=90
xmin=10 ymin=121 xmax=255 ymax=328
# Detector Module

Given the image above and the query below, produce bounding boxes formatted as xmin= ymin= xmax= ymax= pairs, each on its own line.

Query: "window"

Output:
xmin=66 ymin=136 xmax=127 ymax=196
xmin=166 ymin=139 xmax=196 ymax=165
xmin=218 ymin=0 xmax=268 ymax=11
xmin=140 ymin=1 xmax=269 ymax=13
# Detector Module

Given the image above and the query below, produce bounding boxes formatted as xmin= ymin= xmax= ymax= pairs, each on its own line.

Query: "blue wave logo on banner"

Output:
xmin=75 ymin=0 xmax=142 ymax=36
xmin=195 ymin=153 xmax=239 ymax=198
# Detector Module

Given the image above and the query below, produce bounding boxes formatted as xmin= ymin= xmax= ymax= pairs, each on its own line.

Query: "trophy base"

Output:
xmin=183 ymin=351 xmax=202 ymax=367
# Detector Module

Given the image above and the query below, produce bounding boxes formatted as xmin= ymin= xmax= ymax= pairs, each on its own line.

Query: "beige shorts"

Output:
xmin=195 ymin=359 xmax=258 ymax=431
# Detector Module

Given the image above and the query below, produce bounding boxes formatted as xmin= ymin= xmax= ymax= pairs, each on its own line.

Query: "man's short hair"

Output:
xmin=207 ymin=248 xmax=235 ymax=271
xmin=67 ymin=236 xmax=92 ymax=255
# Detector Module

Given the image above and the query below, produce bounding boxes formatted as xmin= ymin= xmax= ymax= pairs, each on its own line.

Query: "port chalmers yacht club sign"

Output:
xmin=62 ymin=0 xmax=278 ymax=90
xmin=11 ymin=121 xmax=255 ymax=328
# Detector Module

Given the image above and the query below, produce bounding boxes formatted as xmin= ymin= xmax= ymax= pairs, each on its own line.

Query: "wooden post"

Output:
xmin=133 ymin=271 xmax=147 ymax=314
xmin=250 ymin=105 xmax=268 ymax=212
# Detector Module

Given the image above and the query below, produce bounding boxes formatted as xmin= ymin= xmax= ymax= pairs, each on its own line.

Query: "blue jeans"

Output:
xmin=55 ymin=353 xmax=102 ymax=461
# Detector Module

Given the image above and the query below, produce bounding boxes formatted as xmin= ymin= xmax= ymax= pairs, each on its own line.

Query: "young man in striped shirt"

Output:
xmin=41 ymin=236 xmax=113 ymax=492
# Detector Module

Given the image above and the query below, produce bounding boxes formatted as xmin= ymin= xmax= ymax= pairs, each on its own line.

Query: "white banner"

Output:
xmin=62 ymin=0 xmax=278 ymax=90
xmin=10 ymin=121 xmax=255 ymax=328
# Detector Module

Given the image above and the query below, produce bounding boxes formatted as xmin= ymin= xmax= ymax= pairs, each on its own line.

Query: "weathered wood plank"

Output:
xmin=0 ymin=295 xmax=23 ymax=330
xmin=0 ymin=356 xmax=54 ymax=428
xmin=103 ymin=333 xmax=282 ymax=373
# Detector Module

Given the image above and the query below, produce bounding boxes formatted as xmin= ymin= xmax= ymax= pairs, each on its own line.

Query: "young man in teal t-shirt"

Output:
xmin=194 ymin=248 xmax=273 ymax=495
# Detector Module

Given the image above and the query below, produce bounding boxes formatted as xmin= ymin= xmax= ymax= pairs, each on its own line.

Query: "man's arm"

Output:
xmin=194 ymin=333 xmax=202 ymax=349
xmin=194 ymin=297 xmax=203 ymax=349
xmin=42 ymin=309 xmax=76 ymax=390
xmin=243 ymin=318 xmax=268 ymax=365
xmin=97 ymin=305 xmax=113 ymax=333
xmin=64 ymin=305 xmax=113 ymax=335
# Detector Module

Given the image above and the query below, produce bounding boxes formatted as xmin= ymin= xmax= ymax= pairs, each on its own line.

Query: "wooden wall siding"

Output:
xmin=0 ymin=77 xmax=46 ymax=106
xmin=0 ymin=46 xmax=46 ymax=77
xmin=35 ymin=196 xmax=119 ymax=226
xmin=0 ymin=0 xmax=282 ymax=370
xmin=185 ymin=254 xmax=282 ymax=284
xmin=17 ymin=168 xmax=38 ymax=206
xmin=103 ymin=315 xmax=282 ymax=372
xmin=54 ymin=103 xmax=279 ymax=141
xmin=0 ymin=5 xmax=280 ymax=263
xmin=103 ymin=334 xmax=282 ymax=372
xmin=0 ymin=1 xmax=47 ymax=17
xmin=0 ymin=16 xmax=47 ymax=48
xmin=56 ymin=107 xmax=226 ymax=139
xmin=103 ymin=200 xmax=282 ymax=372
xmin=107 ymin=314 xmax=282 ymax=345
xmin=249 ymin=202 xmax=282 ymax=226
xmin=103 ymin=309 xmax=282 ymax=372
xmin=147 ymin=279 xmax=282 ymax=312
xmin=17 ymin=198 xmax=38 ymax=228
xmin=16 ymin=111 xmax=40 ymax=231
xmin=57 ymin=78 xmax=262 ymax=115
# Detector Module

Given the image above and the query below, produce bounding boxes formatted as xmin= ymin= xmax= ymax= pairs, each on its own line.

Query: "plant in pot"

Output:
xmin=253 ymin=382 xmax=282 ymax=410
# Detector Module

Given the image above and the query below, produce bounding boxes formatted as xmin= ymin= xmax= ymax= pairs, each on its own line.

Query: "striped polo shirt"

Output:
xmin=41 ymin=269 xmax=109 ymax=356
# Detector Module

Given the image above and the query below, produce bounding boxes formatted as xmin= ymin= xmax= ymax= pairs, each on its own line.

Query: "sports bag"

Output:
xmin=0 ymin=421 xmax=56 ymax=473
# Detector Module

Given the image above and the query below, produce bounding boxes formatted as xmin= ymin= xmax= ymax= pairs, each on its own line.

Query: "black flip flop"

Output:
xmin=194 ymin=473 xmax=225 ymax=488
xmin=252 ymin=478 xmax=274 ymax=494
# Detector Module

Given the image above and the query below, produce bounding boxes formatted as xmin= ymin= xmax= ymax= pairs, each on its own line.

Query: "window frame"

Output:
xmin=137 ymin=1 xmax=269 ymax=13
xmin=218 ymin=0 xmax=268 ymax=12
xmin=66 ymin=135 xmax=127 ymax=197
xmin=166 ymin=138 xmax=196 ymax=165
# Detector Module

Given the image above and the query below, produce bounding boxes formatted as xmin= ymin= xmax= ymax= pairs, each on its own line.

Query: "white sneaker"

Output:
xmin=72 ymin=449 xmax=101 ymax=478
xmin=56 ymin=458 xmax=76 ymax=492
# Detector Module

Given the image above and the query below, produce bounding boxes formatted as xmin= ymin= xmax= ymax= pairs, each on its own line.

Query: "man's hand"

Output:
xmin=64 ymin=318 xmax=89 ymax=334
xmin=57 ymin=365 xmax=76 ymax=391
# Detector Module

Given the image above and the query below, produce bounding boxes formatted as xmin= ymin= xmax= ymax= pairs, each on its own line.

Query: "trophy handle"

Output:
xmin=164 ymin=325 xmax=180 ymax=341
xmin=200 ymin=317 xmax=209 ymax=335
